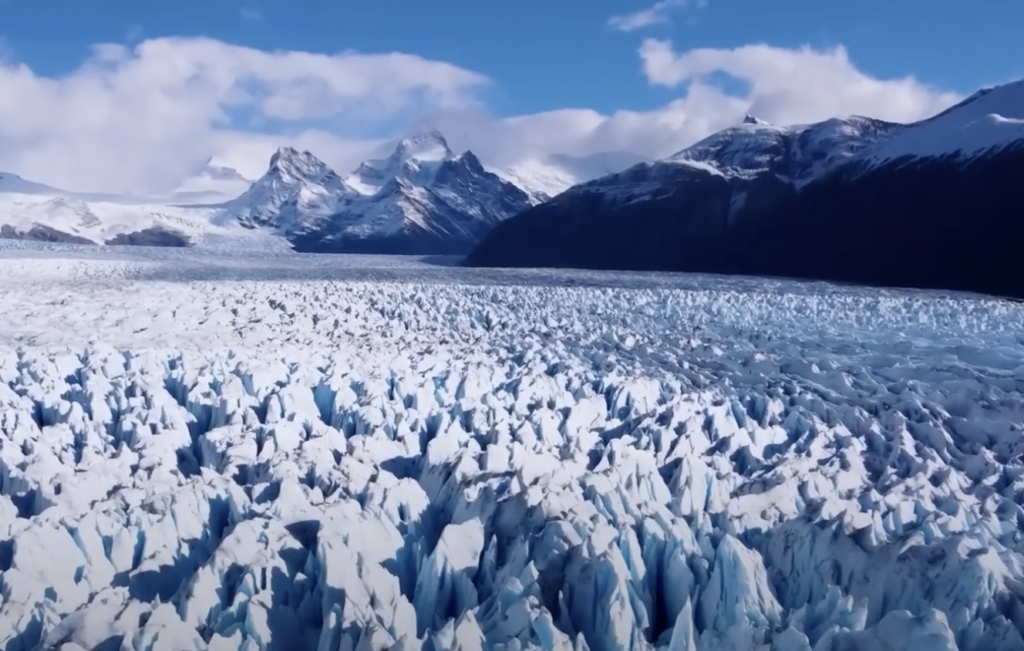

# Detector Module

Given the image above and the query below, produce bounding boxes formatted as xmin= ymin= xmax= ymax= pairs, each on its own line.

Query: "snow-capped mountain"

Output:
xmin=0 ymin=172 xmax=261 ymax=248
xmin=498 ymin=150 xmax=653 ymax=202
xmin=468 ymin=78 xmax=1024 ymax=298
xmin=202 ymin=157 xmax=249 ymax=182
xmin=0 ymin=171 xmax=65 ymax=196
xmin=345 ymin=128 xmax=455 ymax=195
xmin=224 ymin=146 xmax=354 ymax=234
xmin=223 ymin=130 xmax=538 ymax=255
xmin=0 ymin=123 xmax=646 ymax=253
xmin=664 ymin=115 xmax=900 ymax=184
xmin=864 ymin=81 xmax=1024 ymax=166
xmin=169 ymin=157 xmax=254 ymax=203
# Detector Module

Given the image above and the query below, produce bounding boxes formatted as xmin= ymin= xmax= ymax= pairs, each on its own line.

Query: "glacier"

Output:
xmin=2 ymin=246 xmax=1024 ymax=651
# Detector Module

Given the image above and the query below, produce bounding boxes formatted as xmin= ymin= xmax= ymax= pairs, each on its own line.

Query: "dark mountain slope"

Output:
xmin=467 ymin=81 xmax=1024 ymax=298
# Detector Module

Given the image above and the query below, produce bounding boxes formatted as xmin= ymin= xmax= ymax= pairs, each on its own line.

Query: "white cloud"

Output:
xmin=412 ymin=41 xmax=961 ymax=169
xmin=638 ymin=39 xmax=963 ymax=125
xmin=0 ymin=37 xmax=487 ymax=193
xmin=0 ymin=36 xmax=964 ymax=195
xmin=607 ymin=0 xmax=695 ymax=32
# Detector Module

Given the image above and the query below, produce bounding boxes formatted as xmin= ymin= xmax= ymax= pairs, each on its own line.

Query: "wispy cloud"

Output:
xmin=607 ymin=0 xmax=698 ymax=32
xmin=240 ymin=7 xmax=263 ymax=20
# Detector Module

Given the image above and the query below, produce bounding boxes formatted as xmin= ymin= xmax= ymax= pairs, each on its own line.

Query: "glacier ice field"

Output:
xmin=1 ymin=244 xmax=1024 ymax=651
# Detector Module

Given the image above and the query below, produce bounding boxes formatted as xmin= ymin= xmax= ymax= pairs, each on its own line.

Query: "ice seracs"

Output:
xmin=2 ymin=250 xmax=1024 ymax=650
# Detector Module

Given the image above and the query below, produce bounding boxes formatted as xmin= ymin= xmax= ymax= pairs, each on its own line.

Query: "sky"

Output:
xmin=0 ymin=0 xmax=1021 ymax=193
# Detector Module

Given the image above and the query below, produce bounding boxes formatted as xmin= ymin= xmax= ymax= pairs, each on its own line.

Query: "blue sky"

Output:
xmin=0 ymin=0 xmax=1021 ymax=192
xmin=3 ymin=0 xmax=1021 ymax=116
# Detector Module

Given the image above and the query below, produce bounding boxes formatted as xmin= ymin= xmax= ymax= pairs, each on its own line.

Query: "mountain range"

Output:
xmin=224 ymin=130 xmax=542 ymax=255
xmin=0 ymin=130 xmax=629 ymax=254
xmin=468 ymin=79 xmax=1024 ymax=298
xmin=3 ymin=78 xmax=1023 ymax=297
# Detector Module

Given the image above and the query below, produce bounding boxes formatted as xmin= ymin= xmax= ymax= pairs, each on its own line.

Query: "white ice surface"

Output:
xmin=2 ymin=246 xmax=1024 ymax=651
xmin=0 ymin=192 xmax=257 ymax=245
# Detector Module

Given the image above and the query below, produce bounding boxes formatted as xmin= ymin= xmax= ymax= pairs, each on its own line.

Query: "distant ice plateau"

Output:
xmin=2 ymin=247 xmax=1024 ymax=651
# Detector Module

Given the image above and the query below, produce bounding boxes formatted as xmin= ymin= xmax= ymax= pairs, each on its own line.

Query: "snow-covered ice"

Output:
xmin=2 ymin=245 xmax=1024 ymax=651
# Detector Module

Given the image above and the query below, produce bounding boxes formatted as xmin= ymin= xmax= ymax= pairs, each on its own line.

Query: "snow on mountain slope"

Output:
xmin=0 ymin=131 xmax=533 ymax=253
xmin=276 ymin=130 xmax=536 ymax=253
xmin=0 ymin=192 xmax=250 ymax=245
xmin=864 ymin=79 xmax=1024 ymax=166
xmin=221 ymin=129 xmax=638 ymax=250
xmin=0 ymin=167 xmax=285 ymax=248
xmin=664 ymin=114 xmax=900 ymax=183
xmin=222 ymin=146 xmax=355 ymax=234
xmin=499 ymin=151 xmax=652 ymax=201
xmin=497 ymin=160 xmax=578 ymax=201
xmin=531 ymin=113 xmax=899 ymax=211
xmin=331 ymin=152 xmax=521 ymax=241
xmin=169 ymin=157 xmax=254 ymax=203
xmin=345 ymin=128 xmax=454 ymax=196
xmin=0 ymin=171 xmax=65 ymax=196
xmin=1 ymin=129 xmax=639 ymax=252
xmin=2 ymin=248 xmax=1024 ymax=650
xmin=0 ymin=172 xmax=158 ymax=204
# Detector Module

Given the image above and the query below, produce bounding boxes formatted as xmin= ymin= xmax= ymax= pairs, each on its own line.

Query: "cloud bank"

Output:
xmin=0 ymin=37 xmax=486 ymax=193
xmin=0 ymin=36 xmax=964 ymax=194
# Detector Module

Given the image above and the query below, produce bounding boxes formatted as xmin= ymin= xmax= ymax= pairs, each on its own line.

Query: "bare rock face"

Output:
xmin=105 ymin=226 xmax=191 ymax=247
xmin=0 ymin=223 xmax=95 ymax=245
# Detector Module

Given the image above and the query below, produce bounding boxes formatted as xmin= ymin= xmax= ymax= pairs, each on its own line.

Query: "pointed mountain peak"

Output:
xmin=269 ymin=145 xmax=309 ymax=166
xmin=390 ymin=128 xmax=452 ymax=163
xmin=267 ymin=147 xmax=334 ymax=182
xmin=449 ymin=149 xmax=486 ymax=173
xmin=743 ymin=114 xmax=771 ymax=126
xmin=199 ymin=156 xmax=249 ymax=182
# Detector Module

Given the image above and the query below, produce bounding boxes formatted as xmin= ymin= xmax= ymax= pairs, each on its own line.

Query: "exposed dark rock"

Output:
xmin=467 ymin=145 xmax=1024 ymax=299
xmin=105 ymin=226 xmax=191 ymax=247
xmin=290 ymin=151 xmax=534 ymax=256
xmin=0 ymin=224 xmax=95 ymax=245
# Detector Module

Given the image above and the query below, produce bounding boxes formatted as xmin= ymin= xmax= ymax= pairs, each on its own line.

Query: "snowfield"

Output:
xmin=1 ymin=247 xmax=1024 ymax=651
